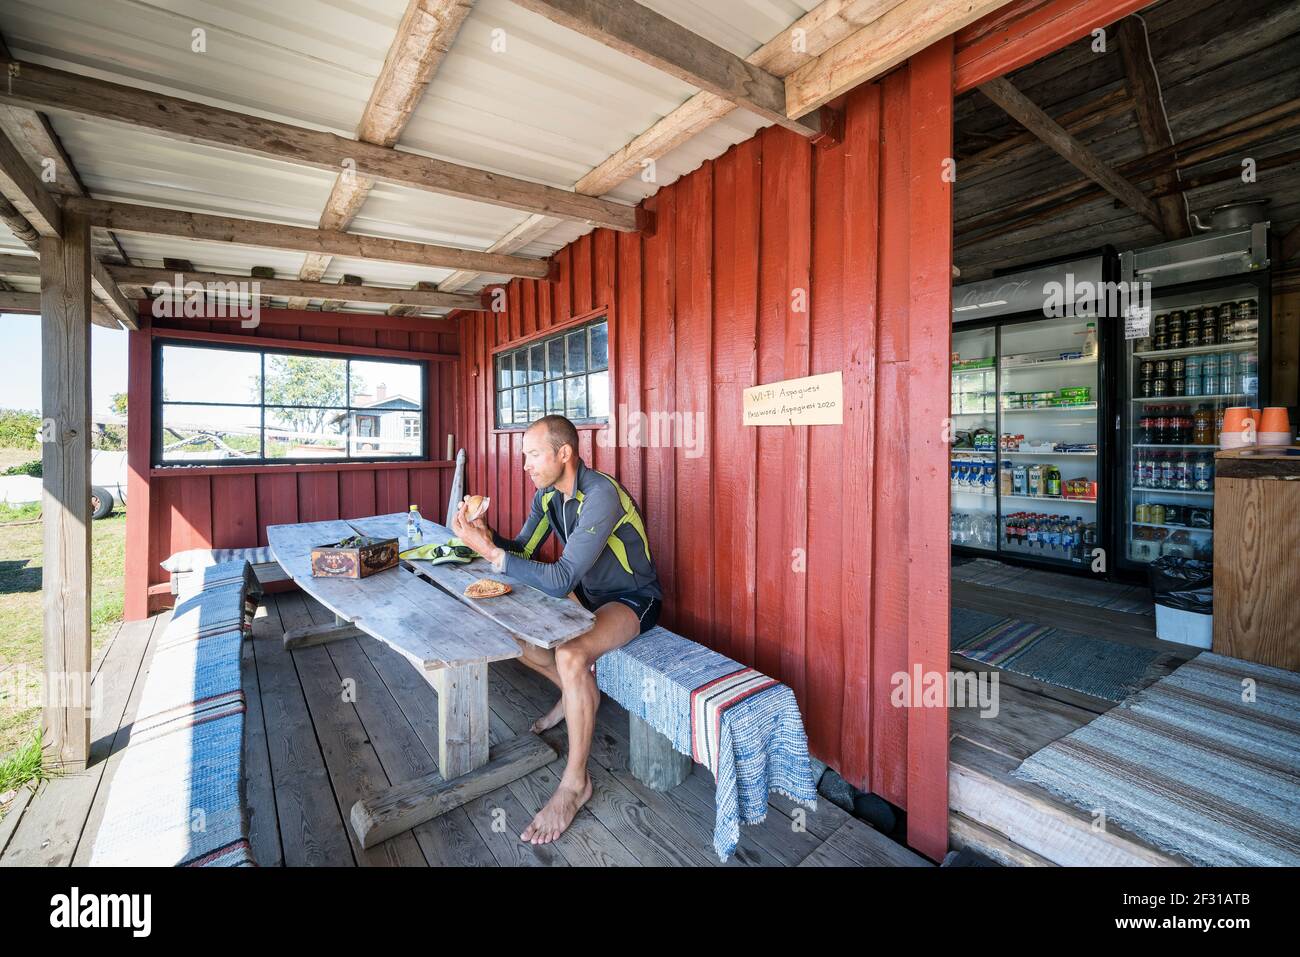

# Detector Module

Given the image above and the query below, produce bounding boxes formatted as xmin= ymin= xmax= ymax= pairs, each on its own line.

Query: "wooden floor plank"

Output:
xmin=282 ymin=591 xmax=427 ymax=866
xmin=807 ymin=816 xmax=931 ymax=867
xmin=241 ymin=602 xmax=283 ymax=867
xmin=250 ymin=594 xmax=355 ymax=867
xmin=950 ymin=677 xmax=1095 ymax=762
xmin=8 ymin=613 xmax=157 ymax=866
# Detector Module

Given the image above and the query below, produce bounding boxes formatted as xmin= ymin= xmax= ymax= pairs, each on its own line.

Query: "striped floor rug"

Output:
xmin=1014 ymin=653 xmax=1300 ymax=866
xmin=952 ymin=558 xmax=1154 ymax=616
xmin=952 ymin=611 xmax=1161 ymax=703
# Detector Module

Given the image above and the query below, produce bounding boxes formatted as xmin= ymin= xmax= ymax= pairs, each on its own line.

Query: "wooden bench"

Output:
xmin=89 ymin=560 xmax=260 ymax=866
xmin=162 ymin=546 xmax=291 ymax=597
xmin=594 ymin=625 xmax=819 ymax=861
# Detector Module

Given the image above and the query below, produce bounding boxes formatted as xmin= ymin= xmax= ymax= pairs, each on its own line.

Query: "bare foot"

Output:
xmin=530 ymin=695 xmax=566 ymax=734
xmin=520 ymin=776 xmax=592 ymax=845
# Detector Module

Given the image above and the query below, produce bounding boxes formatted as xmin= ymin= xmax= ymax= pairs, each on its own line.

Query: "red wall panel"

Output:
xmin=454 ymin=49 xmax=954 ymax=860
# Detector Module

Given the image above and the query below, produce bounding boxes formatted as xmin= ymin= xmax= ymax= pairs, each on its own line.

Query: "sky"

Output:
xmin=0 ymin=313 xmax=129 ymax=416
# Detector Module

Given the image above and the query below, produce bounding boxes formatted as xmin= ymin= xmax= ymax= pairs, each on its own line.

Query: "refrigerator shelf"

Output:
xmin=1001 ymin=357 xmax=1097 ymax=371
xmin=1002 ymin=494 xmax=1097 ymax=505
xmin=1000 ymin=404 xmax=1098 ymax=413
xmin=1131 ymin=393 xmax=1252 ymax=403
xmin=1001 ymin=450 xmax=1096 ymax=456
xmin=1130 ymin=521 xmax=1213 ymax=534
xmin=1132 ymin=487 xmax=1214 ymax=496
xmin=1133 ymin=443 xmax=1217 ymax=449
xmin=1134 ymin=341 xmax=1258 ymax=360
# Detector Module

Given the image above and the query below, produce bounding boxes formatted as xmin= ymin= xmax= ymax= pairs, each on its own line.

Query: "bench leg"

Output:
xmin=629 ymin=712 xmax=691 ymax=791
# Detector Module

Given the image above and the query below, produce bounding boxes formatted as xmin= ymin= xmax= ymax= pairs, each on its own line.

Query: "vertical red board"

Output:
xmin=124 ymin=322 xmax=153 ymax=620
xmin=210 ymin=474 xmax=258 ymax=549
xmin=639 ymin=189 xmax=676 ymax=621
xmin=339 ymin=469 xmax=378 ymax=519
xmin=806 ymin=109 xmax=847 ymax=770
xmin=709 ymin=137 xmax=761 ymax=666
xmin=673 ymin=161 xmax=714 ymax=647
xmin=614 ymin=229 xmax=644 ymax=513
xmin=572 ymin=232 xmax=593 ymax=316
xmin=838 ymin=82 xmax=883 ymax=789
xmin=871 ymin=67 xmax=914 ymax=809
xmin=905 ymin=36 xmax=954 ymax=863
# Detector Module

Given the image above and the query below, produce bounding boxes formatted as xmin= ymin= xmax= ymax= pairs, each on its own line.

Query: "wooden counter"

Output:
xmin=1212 ymin=446 xmax=1300 ymax=670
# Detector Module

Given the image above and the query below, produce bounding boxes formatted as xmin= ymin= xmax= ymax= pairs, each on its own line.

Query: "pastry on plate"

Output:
xmin=464 ymin=578 xmax=511 ymax=599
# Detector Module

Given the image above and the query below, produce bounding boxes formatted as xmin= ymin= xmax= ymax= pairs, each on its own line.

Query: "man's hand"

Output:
xmin=451 ymin=497 xmax=503 ymax=564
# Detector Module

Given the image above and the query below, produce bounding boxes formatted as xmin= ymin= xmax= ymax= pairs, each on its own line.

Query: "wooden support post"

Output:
xmin=629 ymin=712 xmax=690 ymax=791
xmin=39 ymin=206 xmax=92 ymax=770
xmin=430 ymin=661 xmax=490 ymax=778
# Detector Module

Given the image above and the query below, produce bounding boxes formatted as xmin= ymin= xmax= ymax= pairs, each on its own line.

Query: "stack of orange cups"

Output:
xmin=1259 ymin=407 xmax=1293 ymax=447
xmin=1220 ymin=407 xmax=1255 ymax=449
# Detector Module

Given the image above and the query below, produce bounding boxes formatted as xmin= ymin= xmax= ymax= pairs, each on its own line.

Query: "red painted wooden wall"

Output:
xmin=124 ymin=307 xmax=461 ymax=620
xmin=455 ymin=41 xmax=955 ymax=860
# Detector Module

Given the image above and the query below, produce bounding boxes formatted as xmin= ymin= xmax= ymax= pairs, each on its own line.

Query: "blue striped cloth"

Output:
xmin=595 ymin=626 xmax=818 ymax=861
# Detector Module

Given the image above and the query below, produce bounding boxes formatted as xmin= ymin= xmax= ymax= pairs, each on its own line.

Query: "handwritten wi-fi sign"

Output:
xmin=743 ymin=371 xmax=843 ymax=427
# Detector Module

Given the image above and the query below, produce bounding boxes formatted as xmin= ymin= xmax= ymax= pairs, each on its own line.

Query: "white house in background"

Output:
xmin=334 ymin=383 xmax=422 ymax=456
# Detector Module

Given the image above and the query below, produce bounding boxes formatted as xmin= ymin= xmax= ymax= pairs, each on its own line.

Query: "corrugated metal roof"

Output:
xmin=0 ymin=0 xmax=820 ymax=312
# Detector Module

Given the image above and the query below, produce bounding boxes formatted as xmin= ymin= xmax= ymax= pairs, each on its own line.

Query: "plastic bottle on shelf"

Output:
xmin=1083 ymin=322 xmax=1098 ymax=358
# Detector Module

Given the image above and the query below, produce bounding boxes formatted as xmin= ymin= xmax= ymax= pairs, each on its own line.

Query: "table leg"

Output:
xmin=430 ymin=661 xmax=490 ymax=778
xmin=348 ymin=661 xmax=557 ymax=849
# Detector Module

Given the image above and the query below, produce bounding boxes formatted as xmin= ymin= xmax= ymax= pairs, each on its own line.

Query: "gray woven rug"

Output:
xmin=952 ymin=558 xmax=1154 ymax=616
xmin=1013 ymin=653 xmax=1300 ymax=866
xmin=951 ymin=607 xmax=1160 ymax=702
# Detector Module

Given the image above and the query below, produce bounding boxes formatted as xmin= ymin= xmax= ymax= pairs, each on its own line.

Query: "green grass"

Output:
xmin=0 ymin=729 xmax=49 ymax=795
xmin=0 ymin=502 xmax=41 ymax=524
xmin=0 ymin=508 xmax=126 ymax=789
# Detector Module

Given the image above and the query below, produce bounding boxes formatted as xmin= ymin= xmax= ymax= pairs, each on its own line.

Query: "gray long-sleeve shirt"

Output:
xmin=492 ymin=460 xmax=662 ymax=603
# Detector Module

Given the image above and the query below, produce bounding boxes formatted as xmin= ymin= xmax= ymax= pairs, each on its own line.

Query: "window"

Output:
xmin=153 ymin=342 xmax=426 ymax=465
xmin=494 ymin=316 xmax=609 ymax=428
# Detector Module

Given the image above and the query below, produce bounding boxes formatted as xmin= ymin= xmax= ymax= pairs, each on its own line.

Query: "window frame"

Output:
xmin=151 ymin=338 xmax=429 ymax=468
xmin=490 ymin=306 xmax=613 ymax=433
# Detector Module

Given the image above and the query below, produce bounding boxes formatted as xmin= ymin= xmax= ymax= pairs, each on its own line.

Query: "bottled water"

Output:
xmin=406 ymin=504 xmax=424 ymax=544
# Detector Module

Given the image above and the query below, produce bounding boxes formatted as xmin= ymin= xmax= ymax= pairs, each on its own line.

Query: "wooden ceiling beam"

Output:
xmin=0 ymin=123 xmax=61 ymax=237
xmin=0 ymin=126 xmax=135 ymax=328
xmin=977 ymin=76 xmax=1163 ymax=230
xmin=1115 ymin=15 xmax=1189 ymax=239
xmin=0 ymin=57 xmax=639 ymax=232
xmin=0 ymin=290 xmax=120 ymax=328
xmin=785 ymin=0 xmax=1014 ymax=118
xmin=106 ymin=264 xmax=487 ymax=311
xmin=66 ymin=198 xmax=552 ymax=280
xmin=507 ymin=0 xmax=823 ymax=137
xmin=291 ymin=0 xmax=476 ymax=307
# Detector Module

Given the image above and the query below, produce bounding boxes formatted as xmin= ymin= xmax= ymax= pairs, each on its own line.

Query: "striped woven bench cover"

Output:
xmin=89 ymin=561 xmax=256 ymax=867
xmin=595 ymin=626 xmax=818 ymax=862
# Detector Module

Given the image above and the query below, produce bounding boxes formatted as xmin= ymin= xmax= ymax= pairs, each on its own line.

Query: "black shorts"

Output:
xmin=574 ymin=583 xmax=662 ymax=635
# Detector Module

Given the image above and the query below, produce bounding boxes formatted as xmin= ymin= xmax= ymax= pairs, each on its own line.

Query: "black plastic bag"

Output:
xmin=1149 ymin=556 xmax=1213 ymax=614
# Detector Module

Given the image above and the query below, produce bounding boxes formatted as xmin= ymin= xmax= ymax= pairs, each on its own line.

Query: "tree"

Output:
xmin=261 ymin=356 xmax=363 ymax=440
xmin=110 ymin=392 xmax=128 ymax=416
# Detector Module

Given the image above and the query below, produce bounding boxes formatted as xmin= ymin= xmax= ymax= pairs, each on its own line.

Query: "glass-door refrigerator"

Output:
xmin=951 ymin=252 xmax=1112 ymax=571
xmin=1117 ymin=223 xmax=1271 ymax=574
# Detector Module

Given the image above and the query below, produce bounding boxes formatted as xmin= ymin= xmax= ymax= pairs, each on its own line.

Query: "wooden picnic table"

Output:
xmin=267 ymin=512 xmax=595 ymax=847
